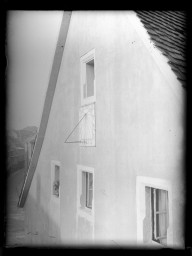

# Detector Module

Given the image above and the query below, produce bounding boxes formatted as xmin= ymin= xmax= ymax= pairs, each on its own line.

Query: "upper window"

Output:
xmin=80 ymin=49 xmax=96 ymax=106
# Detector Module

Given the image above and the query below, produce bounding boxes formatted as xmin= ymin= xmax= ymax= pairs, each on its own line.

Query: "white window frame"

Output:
xmin=136 ymin=176 xmax=173 ymax=247
xmin=80 ymin=49 xmax=96 ymax=106
xmin=84 ymin=171 xmax=93 ymax=209
xmin=76 ymin=165 xmax=95 ymax=239
xmin=51 ymin=160 xmax=61 ymax=203
xmin=151 ymin=187 xmax=168 ymax=244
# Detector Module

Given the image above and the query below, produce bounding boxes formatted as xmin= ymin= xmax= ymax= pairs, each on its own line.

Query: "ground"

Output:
xmin=5 ymin=168 xmax=25 ymax=247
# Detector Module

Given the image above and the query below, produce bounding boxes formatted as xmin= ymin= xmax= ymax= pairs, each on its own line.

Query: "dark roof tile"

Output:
xmin=136 ymin=11 xmax=186 ymax=88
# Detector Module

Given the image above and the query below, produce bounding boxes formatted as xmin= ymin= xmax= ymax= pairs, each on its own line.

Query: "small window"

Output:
xmin=52 ymin=164 xmax=60 ymax=198
xmin=151 ymin=188 xmax=168 ymax=245
xmin=80 ymin=171 xmax=93 ymax=209
xmin=85 ymin=171 xmax=93 ymax=209
xmin=77 ymin=165 xmax=94 ymax=239
xmin=78 ymin=165 xmax=94 ymax=212
xmin=81 ymin=49 xmax=95 ymax=106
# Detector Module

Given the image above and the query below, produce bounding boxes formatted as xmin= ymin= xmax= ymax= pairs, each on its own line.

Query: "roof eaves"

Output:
xmin=136 ymin=11 xmax=186 ymax=89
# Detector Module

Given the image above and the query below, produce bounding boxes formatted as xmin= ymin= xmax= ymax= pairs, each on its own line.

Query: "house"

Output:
xmin=24 ymin=132 xmax=38 ymax=172
xmin=18 ymin=11 xmax=186 ymax=247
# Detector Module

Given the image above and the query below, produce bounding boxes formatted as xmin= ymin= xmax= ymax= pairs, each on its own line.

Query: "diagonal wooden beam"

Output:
xmin=18 ymin=11 xmax=72 ymax=207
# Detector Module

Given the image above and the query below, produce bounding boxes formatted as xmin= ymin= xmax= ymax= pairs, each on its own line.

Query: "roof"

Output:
xmin=25 ymin=132 xmax=38 ymax=143
xmin=136 ymin=11 xmax=186 ymax=88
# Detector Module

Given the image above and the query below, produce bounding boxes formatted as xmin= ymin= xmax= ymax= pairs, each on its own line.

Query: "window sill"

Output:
xmin=81 ymin=97 xmax=96 ymax=107
xmin=51 ymin=195 xmax=60 ymax=203
xmin=151 ymin=240 xmax=166 ymax=248
xmin=77 ymin=206 xmax=94 ymax=221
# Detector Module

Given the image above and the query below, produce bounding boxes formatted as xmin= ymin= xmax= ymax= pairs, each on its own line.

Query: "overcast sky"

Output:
xmin=7 ymin=11 xmax=63 ymax=130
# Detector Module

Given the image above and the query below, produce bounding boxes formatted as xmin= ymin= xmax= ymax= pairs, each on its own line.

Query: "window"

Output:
xmin=51 ymin=161 xmax=60 ymax=199
xmin=149 ymin=187 xmax=169 ymax=245
xmin=77 ymin=165 xmax=94 ymax=240
xmin=84 ymin=59 xmax=94 ymax=98
xmin=84 ymin=172 xmax=93 ymax=209
xmin=77 ymin=165 xmax=94 ymax=213
xmin=80 ymin=49 xmax=96 ymax=106
xmin=80 ymin=171 xmax=93 ymax=209
xmin=136 ymin=176 xmax=173 ymax=247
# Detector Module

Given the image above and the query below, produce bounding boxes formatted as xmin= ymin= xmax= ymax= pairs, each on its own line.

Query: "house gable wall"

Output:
xmin=25 ymin=11 xmax=185 ymax=247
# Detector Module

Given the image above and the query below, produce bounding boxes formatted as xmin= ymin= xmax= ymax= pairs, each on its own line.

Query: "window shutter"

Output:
xmin=79 ymin=103 xmax=95 ymax=146
xmin=143 ymin=187 xmax=152 ymax=243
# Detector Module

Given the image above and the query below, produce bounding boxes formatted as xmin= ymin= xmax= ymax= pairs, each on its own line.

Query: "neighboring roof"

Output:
xmin=25 ymin=132 xmax=37 ymax=143
xmin=18 ymin=11 xmax=72 ymax=207
xmin=136 ymin=11 xmax=186 ymax=88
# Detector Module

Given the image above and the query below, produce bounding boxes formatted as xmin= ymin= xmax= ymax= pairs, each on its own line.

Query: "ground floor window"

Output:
xmin=51 ymin=161 xmax=60 ymax=199
xmin=136 ymin=176 xmax=172 ymax=247
xmin=79 ymin=169 xmax=94 ymax=210
xmin=145 ymin=187 xmax=169 ymax=246
xmin=76 ymin=165 xmax=94 ymax=240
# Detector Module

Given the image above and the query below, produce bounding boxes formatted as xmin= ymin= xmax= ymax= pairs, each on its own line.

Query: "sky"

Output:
xmin=7 ymin=11 xmax=63 ymax=130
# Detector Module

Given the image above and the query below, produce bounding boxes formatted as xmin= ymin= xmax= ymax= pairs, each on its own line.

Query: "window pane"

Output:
xmin=157 ymin=189 xmax=168 ymax=241
xmin=156 ymin=189 xmax=159 ymax=212
xmin=151 ymin=188 xmax=168 ymax=244
xmin=89 ymin=173 xmax=93 ymax=189
xmin=53 ymin=165 xmax=60 ymax=197
xmin=156 ymin=212 xmax=160 ymax=237
xmin=85 ymin=172 xmax=93 ymax=209
xmin=55 ymin=165 xmax=60 ymax=182
xmin=157 ymin=213 xmax=167 ymax=238
xmin=86 ymin=60 xmax=94 ymax=97
xmin=158 ymin=189 xmax=167 ymax=212
xmin=88 ymin=189 xmax=93 ymax=208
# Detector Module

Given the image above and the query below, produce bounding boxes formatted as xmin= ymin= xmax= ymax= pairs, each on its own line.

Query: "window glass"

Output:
xmin=53 ymin=165 xmax=60 ymax=198
xmin=151 ymin=188 xmax=168 ymax=245
xmin=86 ymin=60 xmax=94 ymax=98
xmin=81 ymin=50 xmax=95 ymax=106
xmin=86 ymin=172 xmax=93 ymax=209
xmin=80 ymin=172 xmax=93 ymax=209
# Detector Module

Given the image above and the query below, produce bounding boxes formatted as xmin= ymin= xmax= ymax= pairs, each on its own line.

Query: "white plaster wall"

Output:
xmin=25 ymin=11 xmax=185 ymax=247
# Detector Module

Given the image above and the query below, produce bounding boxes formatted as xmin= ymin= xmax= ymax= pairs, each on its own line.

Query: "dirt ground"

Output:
xmin=5 ymin=168 xmax=26 ymax=247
